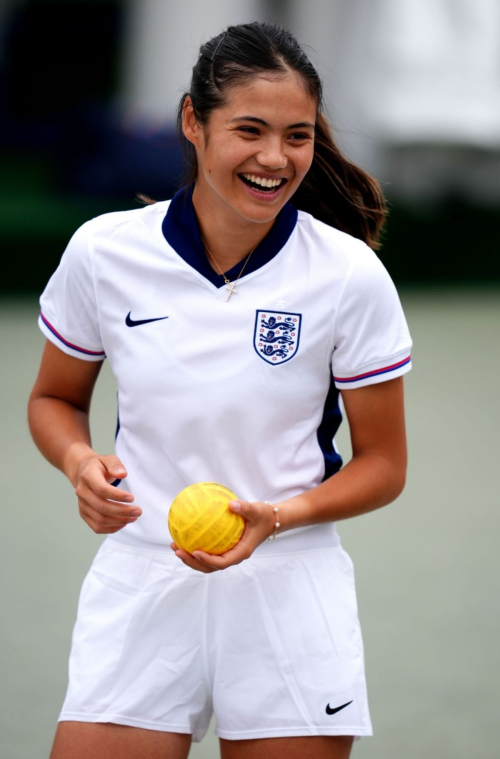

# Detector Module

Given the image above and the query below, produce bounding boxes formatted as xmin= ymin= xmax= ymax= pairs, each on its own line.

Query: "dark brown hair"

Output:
xmin=144 ymin=22 xmax=387 ymax=249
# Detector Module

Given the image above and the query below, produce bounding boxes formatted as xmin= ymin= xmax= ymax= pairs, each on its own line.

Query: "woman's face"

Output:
xmin=183 ymin=72 xmax=317 ymax=224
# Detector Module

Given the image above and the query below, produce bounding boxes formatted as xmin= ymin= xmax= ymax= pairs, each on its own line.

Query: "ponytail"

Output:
xmin=142 ymin=22 xmax=388 ymax=249
xmin=293 ymin=111 xmax=387 ymax=250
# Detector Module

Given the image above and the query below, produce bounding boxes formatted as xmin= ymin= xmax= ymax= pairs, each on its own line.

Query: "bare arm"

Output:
xmin=173 ymin=376 xmax=408 ymax=572
xmin=28 ymin=340 xmax=142 ymax=533
xmin=277 ymin=376 xmax=408 ymax=531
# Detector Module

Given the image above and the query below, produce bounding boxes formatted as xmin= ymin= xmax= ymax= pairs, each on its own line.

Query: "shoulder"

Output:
xmin=48 ymin=200 xmax=173 ymax=283
xmin=81 ymin=200 xmax=171 ymax=246
xmin=295 ymin=209 xmax=378 ymax=275
xmin=294 ymin=210 xmax=401 ymax=311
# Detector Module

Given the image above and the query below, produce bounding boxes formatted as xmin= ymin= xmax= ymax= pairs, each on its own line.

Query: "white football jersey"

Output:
xmin=39 ymin=185 xmax=412 ymax=547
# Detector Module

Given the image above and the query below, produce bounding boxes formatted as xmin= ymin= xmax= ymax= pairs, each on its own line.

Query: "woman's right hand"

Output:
xmin=28 ymin=342 xmax=141 ymax=535
xmin=74 ymin=454 xmax=141 ymax=534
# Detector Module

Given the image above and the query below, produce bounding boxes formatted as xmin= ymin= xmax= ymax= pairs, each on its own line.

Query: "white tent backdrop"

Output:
xmin=119 ymin=0 xmax=500 ymax=199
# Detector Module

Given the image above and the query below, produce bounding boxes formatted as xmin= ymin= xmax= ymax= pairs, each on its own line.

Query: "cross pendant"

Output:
xmin=225 ymin=282 xmax=237 ymax=301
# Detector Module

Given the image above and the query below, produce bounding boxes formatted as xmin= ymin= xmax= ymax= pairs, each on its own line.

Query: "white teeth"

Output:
xmin=242 ymin=173 xmax=284 ymax=190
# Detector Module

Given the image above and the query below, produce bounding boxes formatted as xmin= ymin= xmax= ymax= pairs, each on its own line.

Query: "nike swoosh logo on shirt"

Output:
xmin=125 ymin=312 xmax=169 ymax=327
xmin=325 ymin=700 xmax=353 ymax=715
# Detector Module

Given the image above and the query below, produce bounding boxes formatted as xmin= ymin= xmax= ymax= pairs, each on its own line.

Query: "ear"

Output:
xmin=182 ymin=96 xmax=202 ymax=147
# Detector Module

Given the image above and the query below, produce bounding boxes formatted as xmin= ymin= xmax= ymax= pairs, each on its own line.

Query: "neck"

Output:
xmin=192 ymin=178 xmax=276 ymax=272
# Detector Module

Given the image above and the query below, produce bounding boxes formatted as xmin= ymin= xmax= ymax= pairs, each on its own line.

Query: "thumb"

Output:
xmin=228 ymin=499 xmax=252 ymax=517
xmin=100 ymin=455 xmax=127 ymax=480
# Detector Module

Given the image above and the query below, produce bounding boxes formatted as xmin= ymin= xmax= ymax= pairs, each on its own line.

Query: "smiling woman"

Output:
xmin=172 ymin=26 xmax=386 ymax=272
xmin=180 ymin=73 xmax=317 ymax=269
xmin=29 ymin=21 xmax=412 ymax=759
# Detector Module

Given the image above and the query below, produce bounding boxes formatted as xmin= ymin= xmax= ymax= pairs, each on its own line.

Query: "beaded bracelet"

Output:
xmin=264 ymin=501 xmax=280 ymax=540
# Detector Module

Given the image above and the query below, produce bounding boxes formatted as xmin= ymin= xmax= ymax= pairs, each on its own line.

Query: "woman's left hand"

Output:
xmin=170 ymin=499 xmax=276 ymax=573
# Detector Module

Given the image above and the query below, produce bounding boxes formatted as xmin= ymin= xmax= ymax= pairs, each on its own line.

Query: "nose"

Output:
xmin=256 ymin=136 xmax=287 ymax=170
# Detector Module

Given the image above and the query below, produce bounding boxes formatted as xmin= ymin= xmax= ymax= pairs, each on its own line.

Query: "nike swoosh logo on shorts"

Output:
xmin=325 ymin=700 xmax=353 ymax=715
xmin=125 ymin=311 xmax=169 ymax=327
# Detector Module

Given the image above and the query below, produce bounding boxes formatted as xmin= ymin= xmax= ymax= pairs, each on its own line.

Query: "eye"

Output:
xmin=289 ymin=132 xmax=311 ymax=141
xmin=237 ymin=126 xmax=260 ymax=135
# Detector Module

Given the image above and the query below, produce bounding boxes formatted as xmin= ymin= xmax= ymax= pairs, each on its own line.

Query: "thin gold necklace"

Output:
xmin=201 ymin=237 xmax=256 ymax=302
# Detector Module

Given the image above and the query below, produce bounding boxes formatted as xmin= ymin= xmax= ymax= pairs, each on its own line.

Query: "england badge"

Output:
xmin=254 ymin=310 xmax=302 ymax=365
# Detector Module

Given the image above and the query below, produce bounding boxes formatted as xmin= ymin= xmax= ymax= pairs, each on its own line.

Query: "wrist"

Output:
xmin=263 ymin=501 xmax=280 ymax=541
xmin=63 ymin=443 xmax=98 ymax=487
xmin=268 ymin=493 xmax=314 ymax=535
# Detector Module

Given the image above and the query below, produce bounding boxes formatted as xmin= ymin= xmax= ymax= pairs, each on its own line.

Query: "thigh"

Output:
xmin=50 ymin=721 xmax=192 ymax=759
xmin=219 ymin=735 xmax=354 ymax=759
xmin=58 ymin=540 xmax=213 ymax=743
xmin=211 ymin=547 xmax=372 ymax=742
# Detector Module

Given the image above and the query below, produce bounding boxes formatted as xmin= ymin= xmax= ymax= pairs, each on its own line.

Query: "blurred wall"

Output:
xmin=286 ymin=0 xmax=500 ymax=205
xmin=121 ymin=0 xmax=262 ymax=128
xmin=121 ymin=0 xmax=500 ymax=203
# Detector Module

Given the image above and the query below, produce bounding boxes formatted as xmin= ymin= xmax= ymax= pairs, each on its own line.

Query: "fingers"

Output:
xmin=168 ymin=499 xmax=276 ymax=572
xmin=191 ymin=539 xmax=251 ymax=571
xmin=76 ymin=481 xmax=140 ymax=519
xmin=77 ymin=477 xmax=135 ymax=509
xmin=85 ymin=462 xmax=134 ymax=504
xmin=230 ymin=499 xmax=276 ymax=540
xmin=79 ymin=505 xmax=137 ymax=535
xmin=171 ymin=546 xmax=218 ymax=574
xmin=75 ymin=455 xmax=141 ymax=534
xmin=100 ymin=455 xmax=129 ymax=482
xmin=169 ymin=531 xmax=252 ymax=573
xmin=79 ymin=457 xmax=138 ymax=507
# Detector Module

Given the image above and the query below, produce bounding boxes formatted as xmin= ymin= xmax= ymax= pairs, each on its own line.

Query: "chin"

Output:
xmin=236 ymin=192 xmax=292 ymax=222
xmin=236 ymin=203 xmax=284 ymax=224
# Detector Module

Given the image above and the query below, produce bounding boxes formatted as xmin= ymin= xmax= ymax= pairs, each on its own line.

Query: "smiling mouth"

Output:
xmin=239 ymin=173 xmax=288 ymax=193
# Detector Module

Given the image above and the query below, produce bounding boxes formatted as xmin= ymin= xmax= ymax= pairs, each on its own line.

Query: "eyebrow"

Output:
xmin=230 ymin=116 xmax=315 ymax=130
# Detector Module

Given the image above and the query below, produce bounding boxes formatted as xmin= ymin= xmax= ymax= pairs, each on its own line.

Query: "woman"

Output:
xmin=29 ymin=22 xmax=412 ymax=759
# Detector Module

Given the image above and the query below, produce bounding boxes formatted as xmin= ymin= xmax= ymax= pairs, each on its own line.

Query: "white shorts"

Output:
xmin=58 ymin=526 xmax=373 ymax=743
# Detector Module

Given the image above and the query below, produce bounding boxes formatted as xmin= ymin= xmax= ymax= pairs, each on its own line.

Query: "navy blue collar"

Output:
xmin=162 ymin=183 xmax=298 ymax=287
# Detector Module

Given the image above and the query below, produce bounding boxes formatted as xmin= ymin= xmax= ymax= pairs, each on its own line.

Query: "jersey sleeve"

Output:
xmin=332 ymin=247 xmax=412 ymax=389
xmin=38 ymin=220 xmax=105 ymax=361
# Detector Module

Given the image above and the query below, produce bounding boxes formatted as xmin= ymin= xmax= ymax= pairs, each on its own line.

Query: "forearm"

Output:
xmin=28 ymin=396 xmax=97 ymax=487
xmin=276 ymin=453 xmax=406 ymax=533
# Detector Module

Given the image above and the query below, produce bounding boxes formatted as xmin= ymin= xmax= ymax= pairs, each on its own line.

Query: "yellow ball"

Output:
xmin=168 ymin=482 xmax=245 ymax=555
